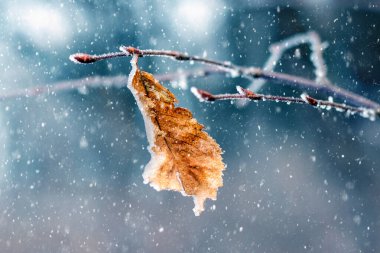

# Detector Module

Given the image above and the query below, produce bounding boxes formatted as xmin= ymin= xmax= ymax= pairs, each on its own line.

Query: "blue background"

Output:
xmin=0 ymin=0 xmax=379 ymax=252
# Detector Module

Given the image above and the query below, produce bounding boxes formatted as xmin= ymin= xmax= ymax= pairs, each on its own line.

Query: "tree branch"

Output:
xmin=69 ymin=43 xmax=380 ymax=110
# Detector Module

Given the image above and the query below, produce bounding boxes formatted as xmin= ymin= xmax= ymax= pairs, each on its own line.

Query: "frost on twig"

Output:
xmin=191 ymin=86 xmax=379 ymax=121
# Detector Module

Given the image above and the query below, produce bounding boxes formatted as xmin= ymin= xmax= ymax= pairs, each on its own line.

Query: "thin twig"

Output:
xmin=191 ymin=86 xmax=379 ymax=121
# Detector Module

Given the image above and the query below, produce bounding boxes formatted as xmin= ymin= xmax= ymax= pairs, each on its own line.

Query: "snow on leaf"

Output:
xmin=128 ymin=55 xmax=225 ymax=216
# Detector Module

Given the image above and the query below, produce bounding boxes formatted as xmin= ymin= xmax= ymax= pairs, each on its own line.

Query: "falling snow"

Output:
xmin=0 ymin=1 xmax=379 ymax=253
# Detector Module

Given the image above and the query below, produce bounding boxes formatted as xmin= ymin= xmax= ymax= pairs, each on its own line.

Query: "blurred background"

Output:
xmin=0 ymin=0 xmax=379 ymax=252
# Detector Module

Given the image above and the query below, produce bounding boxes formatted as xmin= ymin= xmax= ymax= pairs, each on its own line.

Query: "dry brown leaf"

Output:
xmin=127 ymin=55 xmax=225 ymax=216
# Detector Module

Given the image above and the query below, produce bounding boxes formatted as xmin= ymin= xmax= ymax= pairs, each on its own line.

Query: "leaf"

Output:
xmin=127 ymin=56 xmax=225 ymax=216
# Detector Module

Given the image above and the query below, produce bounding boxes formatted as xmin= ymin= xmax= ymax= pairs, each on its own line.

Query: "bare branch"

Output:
xmin=191 ymin=86 xmax=379 ymax=121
